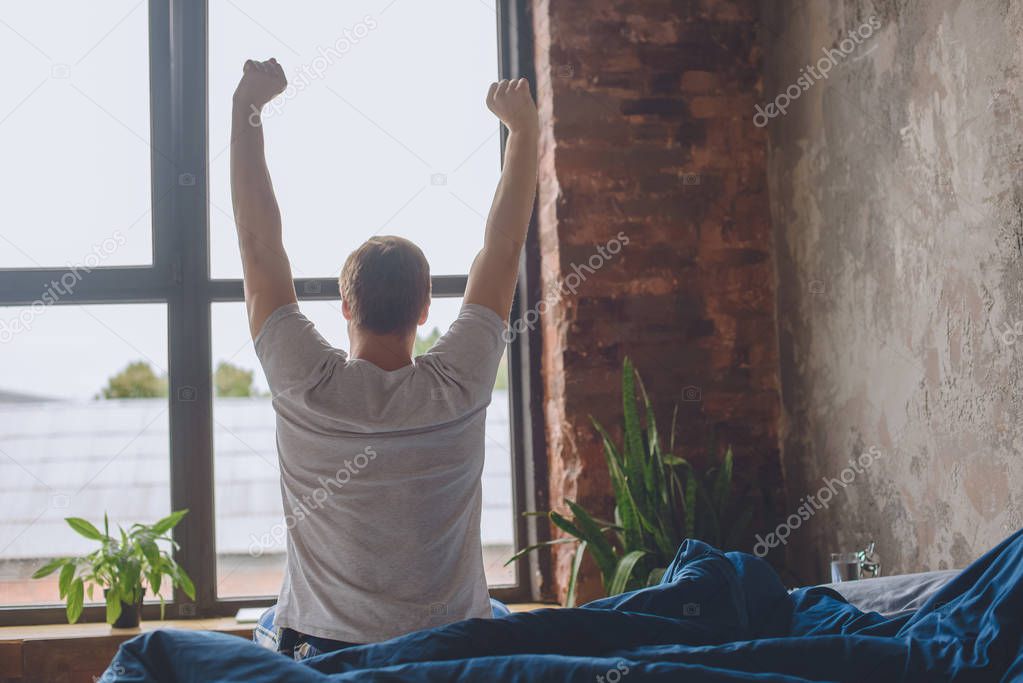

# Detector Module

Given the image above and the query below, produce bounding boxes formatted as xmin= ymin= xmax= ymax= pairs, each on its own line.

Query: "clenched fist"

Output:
xmin=234 ymin=58 xmax=287 ymax=109
xmin=486 ymin=78 xmax=537 ymax=134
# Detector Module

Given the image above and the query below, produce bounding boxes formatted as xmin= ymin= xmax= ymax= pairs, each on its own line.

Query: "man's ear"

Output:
xmin=341 ymin=298 xmax=353 ymax=321
xmin=418 ymin=299 xmax=430 ymax=326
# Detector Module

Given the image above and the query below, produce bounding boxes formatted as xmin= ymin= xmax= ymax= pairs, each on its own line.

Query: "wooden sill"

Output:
xmin=0 ymin=604 xmax=554 ymax=682
xmin=507 ymin=602 xmax=552 ymax=612
xmin=0 ymin=618 xmax=251 ymax=682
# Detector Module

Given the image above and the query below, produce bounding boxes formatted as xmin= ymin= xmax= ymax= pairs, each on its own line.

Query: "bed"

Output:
xmin=103 ymin=532 xmax=1023 ymax=681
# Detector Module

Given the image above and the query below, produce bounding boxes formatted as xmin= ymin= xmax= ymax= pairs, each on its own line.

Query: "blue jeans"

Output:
xmin=254 ymin=599 xmax=511 ymax=661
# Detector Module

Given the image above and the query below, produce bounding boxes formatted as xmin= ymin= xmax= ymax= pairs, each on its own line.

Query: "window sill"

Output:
xmin=0 ymin=604 xmax=554 ymax=681
xmin=0 ymin=617 xmax=250 ymax=681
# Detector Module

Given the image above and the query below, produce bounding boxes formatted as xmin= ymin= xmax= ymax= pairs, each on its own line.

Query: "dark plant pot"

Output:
xmin=105 ymin=588 xmax=144 ymax=628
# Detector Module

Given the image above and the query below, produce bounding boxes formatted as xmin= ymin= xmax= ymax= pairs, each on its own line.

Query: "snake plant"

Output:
xmin=508 ymin=358 xmax=751 ymax=605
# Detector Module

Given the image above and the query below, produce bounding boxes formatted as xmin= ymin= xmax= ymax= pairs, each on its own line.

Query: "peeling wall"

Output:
xmin=761 ymin=0 xmax=1023 ymax=583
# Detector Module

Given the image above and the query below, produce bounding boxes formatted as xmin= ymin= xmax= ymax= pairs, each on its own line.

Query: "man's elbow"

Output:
xmin=482 ymin=233 xmax=525 ymax=260
xmin=237 ymin=233 xmax=288 ymax=268
xmin=234 ymin=210 xmax=283 ymax=244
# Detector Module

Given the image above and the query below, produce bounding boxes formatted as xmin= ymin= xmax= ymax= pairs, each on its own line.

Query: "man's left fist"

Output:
xmin=234 ymin=58 xmax=287 ymax=109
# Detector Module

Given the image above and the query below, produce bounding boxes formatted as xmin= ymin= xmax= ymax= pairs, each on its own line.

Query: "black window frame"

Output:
xmin=0 ymin=0 xmax=546 ymax=626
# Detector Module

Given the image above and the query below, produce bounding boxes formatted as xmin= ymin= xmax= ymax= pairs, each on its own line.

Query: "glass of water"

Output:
xmin=830 ymin=552 xmax=861 ymax=582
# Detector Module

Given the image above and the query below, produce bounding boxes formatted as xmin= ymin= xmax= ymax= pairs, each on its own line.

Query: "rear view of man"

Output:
xmin=230 ymin=58 xmax=538 ymax=659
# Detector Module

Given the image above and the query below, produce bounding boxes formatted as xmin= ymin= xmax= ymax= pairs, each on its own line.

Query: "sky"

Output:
xmin=0 ymin=0 xmax=502 ymax=400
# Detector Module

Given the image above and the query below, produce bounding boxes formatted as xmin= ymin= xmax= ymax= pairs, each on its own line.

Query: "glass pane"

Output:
xmin=209 ymin=1 xmax=500 ymax=278
xmin=0 ymin=304 xmax=169 ymax=606
xmin=213 ymin=298 xmax=514 ymax=598
xmin=0 ymin=2 xmax=153 ymax=268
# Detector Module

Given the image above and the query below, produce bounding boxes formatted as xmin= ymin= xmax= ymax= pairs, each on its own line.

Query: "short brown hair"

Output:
xmin=339 ymin=236 xmax=431 ymax=335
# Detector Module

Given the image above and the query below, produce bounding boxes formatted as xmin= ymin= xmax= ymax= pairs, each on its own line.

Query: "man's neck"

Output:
xmin=349 ymin=329 xmax=415 ymax=371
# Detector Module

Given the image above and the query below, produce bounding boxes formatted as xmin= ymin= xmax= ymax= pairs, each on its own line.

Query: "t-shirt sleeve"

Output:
xmin=254 ymin=303 xmax=341 ymax=398
xmin=419 ymin=303 xmax=507 ymax=405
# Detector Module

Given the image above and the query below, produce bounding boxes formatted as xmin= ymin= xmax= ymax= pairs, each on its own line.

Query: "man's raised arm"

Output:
xmin=463 ymin=78 xmax=539 ymax=320
xmin=231 ymin=58 xmax=296 ymax=339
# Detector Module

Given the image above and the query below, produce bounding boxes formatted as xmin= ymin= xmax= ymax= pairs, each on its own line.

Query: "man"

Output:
xmin=230 ymin=58 xmax=538 ymax=659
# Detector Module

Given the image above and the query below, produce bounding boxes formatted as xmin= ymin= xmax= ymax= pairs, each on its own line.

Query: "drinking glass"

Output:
xmin=830 ymin=552 xmax=861 ymax=582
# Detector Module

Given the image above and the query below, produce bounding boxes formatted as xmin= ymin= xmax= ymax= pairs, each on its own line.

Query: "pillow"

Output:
xmin=819 ymin=569 xmax=960 ymax=616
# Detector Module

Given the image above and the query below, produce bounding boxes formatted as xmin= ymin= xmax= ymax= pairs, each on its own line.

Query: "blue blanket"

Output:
xmin=105 ymin=530 xmax=1023 ymax=681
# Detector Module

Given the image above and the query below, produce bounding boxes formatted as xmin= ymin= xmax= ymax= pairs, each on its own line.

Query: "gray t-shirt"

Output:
xmin=254 ymin=302 xmax=506 ymax=643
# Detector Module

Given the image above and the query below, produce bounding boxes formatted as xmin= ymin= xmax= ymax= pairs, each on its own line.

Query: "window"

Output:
xmin=0 ymin=1 xmax=153 ymax=268
xmin=0 ymin=1 xmax=539 ymax=624
xmin=208 ymin=1 xmax=500 ymax=279
xmin=0 ymin=305 xmax=169 ymax=606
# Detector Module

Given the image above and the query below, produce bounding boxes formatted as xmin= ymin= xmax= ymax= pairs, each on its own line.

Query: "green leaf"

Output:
xmin=684 ymin=472 xmax=697 ymax=538
xmin=58 ymin=563 xmax=75 ymax=599
xmin=141 ymin=540 xmax=160 ymax=570
xmin=608 ymin=550 xmax=648 ymax=595
xmin=121 ymin=562 xmax=141 ymax=600
xmin=65 ymin=518 xmax=104 ymax=541
xmin=647 ymin=567 xmax=667 ymax=586
xmin=503 ymin=538 xmax=577 ymax=566
xmin=151 ymin=509 xmax=188 ymax=535
xmin=176 ymin=567 xmax=196 ymax=600
xmin=648 ymin=524 xmax=677 ymax=560
xmin=549 ymin=510 xmax=585 ymax=540
xmin=637 ymin=373 xmax=659 ymax=462
xmin=635 ymin=371 xmax=661 ymax=502
xmin=32 ymin=558 xmax=67 ymax=579
xmin=105 ymin=588 xmax=123 ymax=625
xmin=592 ymin=417 xmax=642 ymax=550
xmin=565 ymin=540 xmax=587 ymax=608
xmin=66 ymin=579 xmax=84 ymax=624
xmin=667 ymin=467 xmax=688 ymax=543
xmin=713 ymin=446 xmax=734 ymax=515
xmin=668 ymin=404 xmax=679 ymax=453
xmin=620 ymin=358 xmax=648 ymax=513
xmin=564 ymin=500 xmax=617 ymax=584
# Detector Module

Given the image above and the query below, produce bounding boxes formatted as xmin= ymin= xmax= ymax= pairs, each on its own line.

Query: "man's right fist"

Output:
xmin=234 ymin=58 xmax=287 ymax=109
xmin=486 ymin=78 xmax=537 ymax=134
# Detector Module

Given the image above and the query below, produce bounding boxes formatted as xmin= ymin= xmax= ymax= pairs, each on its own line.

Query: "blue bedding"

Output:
xmin=106 ymin=529 xmax=1023 ymax=681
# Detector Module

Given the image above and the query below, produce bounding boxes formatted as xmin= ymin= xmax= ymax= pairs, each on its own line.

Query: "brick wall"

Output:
xmin=530 ymin=0 xmax=784 ymax=602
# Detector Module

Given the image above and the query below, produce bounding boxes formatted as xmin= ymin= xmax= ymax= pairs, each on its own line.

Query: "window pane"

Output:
xmin=0 ymin=2 xmax=153 ymax=268
xmin=213 ymin=298 xmax=514 ymax=598
xmin=209 ymin=1 xmax=500 ymax=278
xmin=0 ymin=304 xmax=169 ymax=606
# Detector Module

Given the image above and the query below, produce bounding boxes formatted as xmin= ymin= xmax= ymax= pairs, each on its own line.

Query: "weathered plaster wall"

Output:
xmin=762 ymin=0 xmax=1023 ymax=583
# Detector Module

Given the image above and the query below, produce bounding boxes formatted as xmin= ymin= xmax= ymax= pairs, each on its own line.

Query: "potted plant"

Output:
xmin=508 ymin=358 xmax=751 ymax=605
xmin=32 ymin=510 xmax=195 ymax=627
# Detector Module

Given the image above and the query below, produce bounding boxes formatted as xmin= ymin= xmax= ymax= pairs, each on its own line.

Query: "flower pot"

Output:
xmin=105 ymin=588 xmax=144 ymax=628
